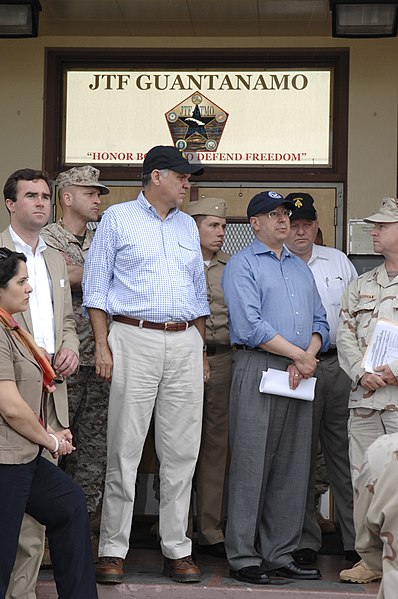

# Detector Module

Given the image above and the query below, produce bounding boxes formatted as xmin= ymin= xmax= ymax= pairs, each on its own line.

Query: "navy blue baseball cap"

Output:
xmin=247 ymin=191 xmax=295 ymax=219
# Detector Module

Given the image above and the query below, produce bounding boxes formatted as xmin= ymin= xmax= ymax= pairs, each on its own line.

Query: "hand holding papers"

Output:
xmin=362 ymin=318 xmax=398 ymax=373
xmin=259 ymin=368 xmax=317 ymax=401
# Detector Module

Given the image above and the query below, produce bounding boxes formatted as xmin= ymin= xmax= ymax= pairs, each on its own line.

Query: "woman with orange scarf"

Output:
xmin=0 ymin=248 xmax=97 ymax=598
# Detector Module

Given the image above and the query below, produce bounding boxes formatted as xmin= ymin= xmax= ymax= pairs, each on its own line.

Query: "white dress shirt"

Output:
xmin=307 ymin=244 xmax=357 ymax=345
xmin=10 ymin=226 xmax=55 ymax=354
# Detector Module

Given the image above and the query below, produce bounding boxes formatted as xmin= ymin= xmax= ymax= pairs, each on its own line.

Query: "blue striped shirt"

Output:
xmin=82 ymin=192 xmax=210 ymax=322
xmin=221 ymin=239 xmax=329 ymax=351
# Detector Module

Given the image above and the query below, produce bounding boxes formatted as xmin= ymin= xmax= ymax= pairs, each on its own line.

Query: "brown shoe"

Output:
xmin=96 ymin=556 xmax=124 ymax=584
xmin=163 ymin=555 xmax=201 ymax=583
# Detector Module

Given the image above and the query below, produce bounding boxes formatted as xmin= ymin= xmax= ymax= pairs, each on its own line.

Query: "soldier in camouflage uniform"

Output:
xmin=337 ymin=197 xmax=398 ymax=583
xmin=340 ymin=432 xmax=398 ymax=597
xmin=42 ymin=166 xmax=110 ymax=521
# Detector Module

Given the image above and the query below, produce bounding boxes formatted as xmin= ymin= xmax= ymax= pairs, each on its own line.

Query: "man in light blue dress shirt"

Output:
xmin=82 ymin=146 xmax=210 ymax=584
xmin=222 ymin=191 xmax=329 ymax=585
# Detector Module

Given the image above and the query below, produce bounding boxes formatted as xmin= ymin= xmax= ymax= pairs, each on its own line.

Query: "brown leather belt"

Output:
xmin=113 ymin=315 xmax=194 ymax=332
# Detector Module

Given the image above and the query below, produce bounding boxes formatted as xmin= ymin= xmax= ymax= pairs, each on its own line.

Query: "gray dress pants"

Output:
xmin=225 ymin=350 xmax=312 ymax=571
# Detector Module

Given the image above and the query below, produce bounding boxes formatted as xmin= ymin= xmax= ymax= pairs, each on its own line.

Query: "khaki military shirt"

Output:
xmin=42 ymin=220 xmax=95 ymax=366
xmin=337 ymin=263 xmax=398 ymax=410
xmin=205 ymin=250 xmax=230 ymax=346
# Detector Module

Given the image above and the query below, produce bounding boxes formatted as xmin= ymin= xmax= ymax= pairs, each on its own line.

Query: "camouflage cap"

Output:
xmin=364 ymin=197 xmax=398 ymax=223
xmin=56 ymin=166 xmax=109 ymax=195
xmin=186 ymin=197 xmax=227 ymax=218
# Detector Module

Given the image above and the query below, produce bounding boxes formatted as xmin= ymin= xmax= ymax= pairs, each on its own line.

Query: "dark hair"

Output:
xmin=3 ymin=168 xmax=52 ymax=204
xmin=0 ymin=248 xmax=27 ymax=289
xmin=191 ymin=214 xmax=208 ymax=227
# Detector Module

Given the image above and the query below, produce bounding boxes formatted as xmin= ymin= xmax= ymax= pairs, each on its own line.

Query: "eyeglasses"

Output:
xmin=266 ymin=209 xmax=292 ymax=220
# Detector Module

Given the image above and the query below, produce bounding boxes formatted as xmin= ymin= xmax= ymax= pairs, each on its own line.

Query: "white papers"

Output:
xmin=259 ymin=368 xmax=316 ymax=401
xmin=362 ymin=318 xmax=398 ymax=373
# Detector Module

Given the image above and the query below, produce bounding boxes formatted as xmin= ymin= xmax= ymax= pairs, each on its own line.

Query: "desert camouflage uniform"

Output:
xmin=337 ymin=263 xmax=398 ymax=486
xmin=42 ymin=220 xmax=109 ymax=513
xmin=354 ymin=432 xmax=398 ymax=599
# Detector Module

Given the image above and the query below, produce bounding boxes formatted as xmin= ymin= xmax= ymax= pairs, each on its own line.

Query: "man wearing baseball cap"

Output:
xmin=285 ymin=192 xmax=357 ymax=568
xmin=83 ymin=146 xmax=209 ymax=584
xmin=337 ymin=197 xmax=398 ymax=584
xmin=222 ymin=191 xmax=329 ymax=584
xmin=42 ymin=166 xmax=110 ymax=550
xmin=187 ymin=197 xmax=231 ymax=558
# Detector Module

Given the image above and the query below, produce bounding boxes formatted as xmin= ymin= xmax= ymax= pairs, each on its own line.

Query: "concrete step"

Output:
xmin=36 ymin=550 xmax=379 ymax=599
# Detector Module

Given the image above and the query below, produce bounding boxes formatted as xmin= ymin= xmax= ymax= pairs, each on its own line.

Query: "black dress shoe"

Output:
xmin=197 ymin=542 xmax=226 ymax=558
xmin=230 ymin=565 xmax=270 ymax=584
xmin=271 ymin=560 xmax=321 ymax=580
xmin=292 ymin=548 xmax=317 ymax=565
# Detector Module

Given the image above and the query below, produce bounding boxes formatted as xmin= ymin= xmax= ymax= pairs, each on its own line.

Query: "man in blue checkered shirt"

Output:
xmin=82 ymin=146 xmax=210 ymax=584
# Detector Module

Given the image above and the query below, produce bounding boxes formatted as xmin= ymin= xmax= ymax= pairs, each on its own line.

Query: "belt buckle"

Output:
xmin=164 ymin=321 xmax=175 ymax=330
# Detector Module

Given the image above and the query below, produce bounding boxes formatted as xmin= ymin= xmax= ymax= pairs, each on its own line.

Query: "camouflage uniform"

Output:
xmin=337 ymin=264 xmax=398 ymax=486
xmin=354 ymin=432 xmax=398 ymax=599
xmin=42 ymin=220 xmax=109 ymax=513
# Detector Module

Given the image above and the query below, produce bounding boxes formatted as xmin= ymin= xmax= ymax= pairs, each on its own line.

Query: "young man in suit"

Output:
xmin=1 ymin=168 xmax=79 ymax=599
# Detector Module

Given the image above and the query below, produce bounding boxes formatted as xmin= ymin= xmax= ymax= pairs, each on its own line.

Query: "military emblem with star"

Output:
xmin=165 ymin=92 xmax=228 ymax=152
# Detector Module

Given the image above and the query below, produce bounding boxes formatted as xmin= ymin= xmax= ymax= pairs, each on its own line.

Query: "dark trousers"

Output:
xmin=0 ymin=453 xmax=97 ymax=599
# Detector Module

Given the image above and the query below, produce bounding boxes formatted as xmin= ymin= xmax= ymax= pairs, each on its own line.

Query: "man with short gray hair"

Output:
xmin=83 ymin=146 xmax=209 ymax=584
xmin=285 ymin=192 xmax=357 ymax=567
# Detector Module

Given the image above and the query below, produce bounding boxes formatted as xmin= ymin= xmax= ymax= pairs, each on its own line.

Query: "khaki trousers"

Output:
xmin=195 ymin=348 xmax=232 ymax=545
xmin=99 ymin=322 xmax=203 ymax=560
xmin=348 ymin=408 xmax=398 ymax=489
xmin=354 ymin=433 xmax=398 ymax=599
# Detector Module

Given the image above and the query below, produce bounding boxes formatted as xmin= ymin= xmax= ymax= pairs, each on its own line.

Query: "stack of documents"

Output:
xmin=259 ymin=368 xmax=317 ymax=401
xmin=362 ymin=318 xmax=398 ymax=373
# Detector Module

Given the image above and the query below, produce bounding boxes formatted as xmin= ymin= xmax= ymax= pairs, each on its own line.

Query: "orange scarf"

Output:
xmin=0 ymin=308 xmax=56 ymax=389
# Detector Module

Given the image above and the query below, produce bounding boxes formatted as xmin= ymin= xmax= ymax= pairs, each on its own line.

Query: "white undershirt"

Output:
xmin=10 ymin=226 xmax=55 ymax=354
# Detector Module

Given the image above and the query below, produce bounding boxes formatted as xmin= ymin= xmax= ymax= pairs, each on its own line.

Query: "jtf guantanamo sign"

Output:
xmin=64 ymin=70 xmax=332 ymax=168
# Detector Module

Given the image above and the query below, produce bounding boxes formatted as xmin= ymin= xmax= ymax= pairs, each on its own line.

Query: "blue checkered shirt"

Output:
xmin=82 ymin=192 xmax=210 ymax=322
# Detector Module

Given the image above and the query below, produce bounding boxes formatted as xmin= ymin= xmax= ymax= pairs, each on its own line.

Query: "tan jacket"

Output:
xmin=205 ymin=250 xmax=230 ymax=346
xmin=0 ymin=228 xmax=79 ymax=427
xmin=337 ymin=263 xmax=398 ymax=410
xmin=0 ymin=326 xmax=44 ymax=464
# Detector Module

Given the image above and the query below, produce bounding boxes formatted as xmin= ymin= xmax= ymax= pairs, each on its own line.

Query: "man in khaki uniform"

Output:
xmin=187 ymin=197 xmax=232 ymax=557
xmin=341 ymin=432 xmax=398 ymax=597
xmin=337 ymin=197 xmax=398 ymax=584
xmin=42 ymin=166 xmax=110 ymax=531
